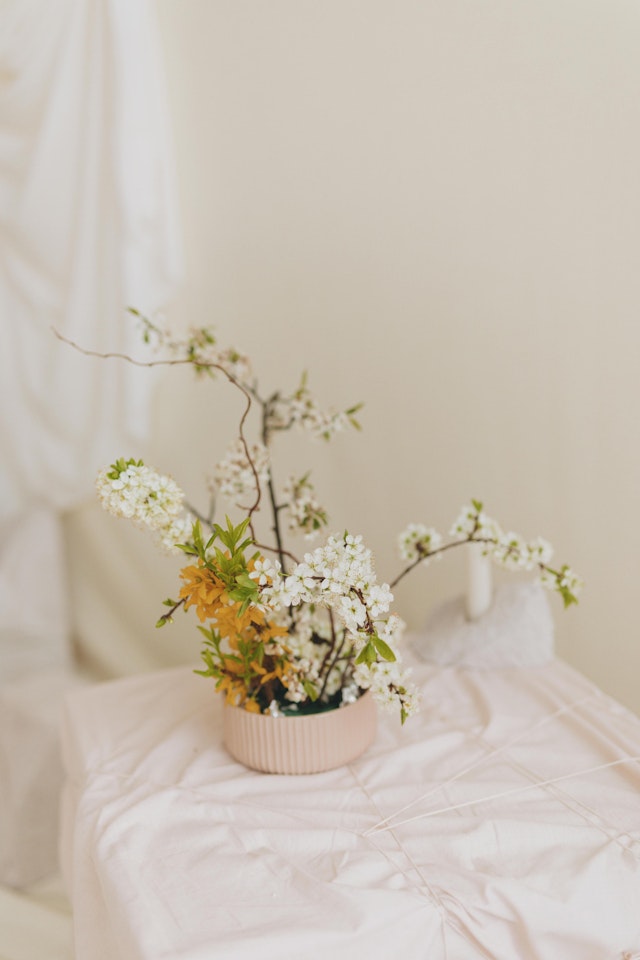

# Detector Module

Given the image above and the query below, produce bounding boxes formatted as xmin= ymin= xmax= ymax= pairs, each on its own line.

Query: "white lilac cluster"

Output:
xmin=96 ymin=459 xmax=194 ymax=554
xmin=397 ymin=523 xmax=443 ymax=564
xmin=211 ymin=440 xmax=270 ymax=503
xmin=283 ymin=475 xmax=328 ymax=539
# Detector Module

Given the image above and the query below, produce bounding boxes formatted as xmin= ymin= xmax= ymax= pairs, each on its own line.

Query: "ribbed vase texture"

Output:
xmin=223 ymin=692 xmax=377 ymax=774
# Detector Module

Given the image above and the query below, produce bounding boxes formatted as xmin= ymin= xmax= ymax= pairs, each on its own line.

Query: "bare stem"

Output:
xmin=53 ymin=327 xmax=263 ymax=535
xmin=157 ymin=596 xmax=186 ymax=626
xmin=185 ymin=501 xmax=213 ymax=530
xmin=318 ymin=630 xmax=348 ymax=702
xmin=260 ymin=396 xmax=291 ymax=573
xmin=252 ymin=539 xmax=299 ymax=565
xmin=317 ymin=608 xmax=340 ymax=700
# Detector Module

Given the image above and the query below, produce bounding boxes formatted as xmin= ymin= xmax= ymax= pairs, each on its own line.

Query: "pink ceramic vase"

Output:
xmin=222 ymin=692 xmax=377 ymax=774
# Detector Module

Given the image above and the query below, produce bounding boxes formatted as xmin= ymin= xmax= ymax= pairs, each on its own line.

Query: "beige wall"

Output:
xmin=69 ymin=1 xmax=640 ymax=712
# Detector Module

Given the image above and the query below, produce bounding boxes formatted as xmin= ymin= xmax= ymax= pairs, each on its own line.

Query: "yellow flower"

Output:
xmin=179 ymin=563 xmax=227 ymax=622
xmin=214 ymin=601 xmax=259 ymax=643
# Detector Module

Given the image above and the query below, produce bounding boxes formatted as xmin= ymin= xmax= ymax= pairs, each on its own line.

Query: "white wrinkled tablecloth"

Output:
xmin=60 ymin=658 xmax=640 ymax=960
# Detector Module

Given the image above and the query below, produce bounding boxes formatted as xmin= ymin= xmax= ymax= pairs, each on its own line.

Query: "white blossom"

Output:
xmin=210 ymin=439 xmax=270 ymax=503
xmin=376 ymin=613 xmax=406 ymax=648
xmin=526 ymin=536 xmax=554 ymax=566
xmin=214 ymin=348 xmax=253 ymax=385
xmin=540 ymin=565 xmax=583 ymax=600
xmin=354 ymin=659 xmax=421 ymax=719
xmin=248 ymin=556 xmax=280 ymax=587
xmin=559 ymin=567 xmax=583 ymax=597
xmin=398 ymin=523 xmax=443 ymax=564
xmin=450 ymin=502 xmax=501 ymax=542
xmin=145 ymin=322 xmax=253 ymax=386
xmin=283 ymin=475 xmax=328 ymax=539
xmin=158 ymin=513 xmax=196 ymax=555
xmin=263 ymin=533 xmax=393 ymax=631
xmin=492 ymin=531 xmax=531 ymax=570
xmin=289 ymin=392 xmax=350 ymax=440
xmin=97 ymin=461 xmax=184 ymax=525
xmin=96 ymin=316 xmax=584 ymax=730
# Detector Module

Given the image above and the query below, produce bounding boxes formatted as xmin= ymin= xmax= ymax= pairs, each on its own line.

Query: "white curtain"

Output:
xmin=0 ymin=0 xmax=182 ymax=675
xmin=0 ymin=0 xmax=183 ymax=885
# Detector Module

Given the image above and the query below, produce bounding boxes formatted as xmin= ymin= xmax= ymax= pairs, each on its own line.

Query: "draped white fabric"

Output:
xmin=60 ymin=657 xmax=640 ymax=959
xmin=0 ymin=0 xmax=181 ymax=524
xmin=0 ymin=0 xmax=182 ymax=886
xmin=0 ymin=0 xmax=182 ymax=669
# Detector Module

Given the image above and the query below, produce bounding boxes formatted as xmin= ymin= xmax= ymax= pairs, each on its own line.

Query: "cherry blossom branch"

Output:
xmin=390 ymin=539 xmax=467 ymax=589
xmin=390 ymin=533 xmax=570 ymax=597
xmin=53 ymin=328 xmax=263 ymax=535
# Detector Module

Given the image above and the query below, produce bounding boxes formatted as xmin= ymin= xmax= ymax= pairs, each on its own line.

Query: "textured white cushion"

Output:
xmin=411 ymin=581 xmax=554 ymax=668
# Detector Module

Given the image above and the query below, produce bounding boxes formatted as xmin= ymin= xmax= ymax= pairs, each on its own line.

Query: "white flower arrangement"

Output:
xmin=90 ymin=314 xmax=582 ymax=723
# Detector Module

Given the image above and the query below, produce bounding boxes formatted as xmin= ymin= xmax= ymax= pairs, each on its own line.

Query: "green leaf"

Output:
xmin=471 ymin=499 xmax=484 ymax=513
xmin=213 ymin=515 xmax=252 ymax=554
xmin=155 ymin=617 xmax=169 ymax=628
xmin=560 ymin=589 xmax=578 ymax=609
xmin=355 ymin=641 xmax=377 ymax=666
xmin=235 ymin=572 xmax=255 ymax=587
xmin=176 ymin=543 xmax=199 ymax=555
xmin=400 ymin=707 xmax=408 ymax=725
xmin=303 ymin=680 xmax=319 ymax=701
xmin=371 ymin=634 xmax=396 ymax=662
xmin=162 ymin=598 xmax=177 ymax=607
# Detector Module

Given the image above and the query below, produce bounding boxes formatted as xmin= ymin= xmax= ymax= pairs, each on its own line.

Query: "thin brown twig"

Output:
xmin=53 ymin=327 xmax=263 ymax=535
xmin=252 ymin=540 xmax=300 ymax=565
xmin=157 ymin=596 xmax=186 ymax=626
xmin=317 ymin=607 xmax=340 ymax=700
